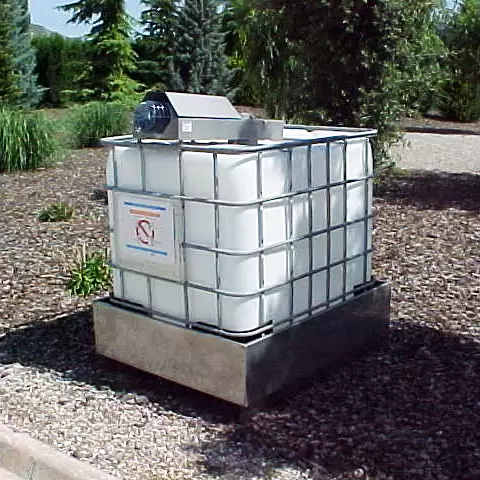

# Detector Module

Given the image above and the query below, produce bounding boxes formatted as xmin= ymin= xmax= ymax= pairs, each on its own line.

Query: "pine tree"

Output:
xmin=136 ymin=0 xmax=177 ymax=88
xmin=0 ymin=0 xmax=41 ymax=107
xmin=173 ymin=0 xmax=233 ymax=95
xmin=12 ymin=0 xmax=43 ymax=107
xmin=0 ymin=2 xmax=18 ymax=104
xmin=60 ymin=0 xmax=139 ymax=101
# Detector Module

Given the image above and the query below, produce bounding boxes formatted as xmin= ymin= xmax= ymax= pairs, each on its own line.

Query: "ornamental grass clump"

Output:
xmin=67 ymin=101 xmax=131 ymax=148
xmin=0 ymin=107 xmax=59 ymax=172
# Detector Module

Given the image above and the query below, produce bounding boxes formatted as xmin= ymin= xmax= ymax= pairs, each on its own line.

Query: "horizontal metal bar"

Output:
xmin=102 ymin=130 xmax=376 ymax=154
xmin=179 ymin=133 xmax=376 ymax=154
xmin=269 ymin=279 xmax=380 ymax=330
xmin=111 ymin=249 xmax=372 ymax=299
xmin=109 ymin=278 xmax=379 ymax=339
xmin=182 ymin=215 xmax=373 ymax=256
xmin=106 ymin=173 xmax=374 ymax=208
xmin=191 ymin=321 xmax=273 ymax=339
xmin=284 ymin=124 xmax=377 ymax=134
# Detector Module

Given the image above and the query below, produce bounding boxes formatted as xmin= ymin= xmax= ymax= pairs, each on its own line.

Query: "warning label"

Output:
xmin=119 ymin=196 xmax=176 ymax=264
xmin=135 ymin=218 xmax=155 ymax=245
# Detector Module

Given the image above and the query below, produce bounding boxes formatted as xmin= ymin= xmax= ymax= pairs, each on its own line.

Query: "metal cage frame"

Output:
xmin=103 ymin=125 xmax=377 ymax=338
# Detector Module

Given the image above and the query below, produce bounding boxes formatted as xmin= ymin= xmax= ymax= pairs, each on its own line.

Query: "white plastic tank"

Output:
xmin=105 ymin=127 xmax=373 ymax=335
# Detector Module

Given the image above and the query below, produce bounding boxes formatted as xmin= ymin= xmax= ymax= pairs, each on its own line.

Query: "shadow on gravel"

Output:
xmin=1 ymin=311 xmax=479 ymax=479
xmin=375 ymin=170 xmax=480 ymax=212
xmin=0 ymin=309 xmax=240 ymax=422
xmin=196 ymin=322 xmax=480 ymax=480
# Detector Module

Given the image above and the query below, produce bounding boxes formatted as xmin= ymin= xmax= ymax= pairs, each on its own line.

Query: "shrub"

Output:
xmin=235 ymin=0 xmax=445 ymax=168
xmin=33 ymin=34 xmax=91 ymax=108
xmin=67 ymin=246 xmax=112 ymax=297
xmin=0 ymin=107 xmax=60 ymax=172
xmin=67 ymin=101 xmax=132 ymax=148
xmin=439 ymin=0 xmax=480 ymax=122
xmin=38 ymin=202 xmax=75 ymax=222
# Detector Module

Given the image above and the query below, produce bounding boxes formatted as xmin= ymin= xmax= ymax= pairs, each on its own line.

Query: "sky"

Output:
xmin=30 ymin=0 xmax=142 ymax=38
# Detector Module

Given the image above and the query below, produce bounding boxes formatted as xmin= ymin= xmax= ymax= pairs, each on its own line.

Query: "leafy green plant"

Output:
xmin=33 ymin=34 xmax=91 ymax=108
xmin=0 ymin=107 xmax=60 ymax=172
xmin=439 ymin=0 xmax=480 ymax=121
xmin=229 ymin=0 xmax=445 ymax=167
xmin=38 ymin=202 xmax=75 ymax=222
xmin=67 ymin=245 xmax=112 ymax=297
xmin=67 ymin=101 xmax=131 ymax=148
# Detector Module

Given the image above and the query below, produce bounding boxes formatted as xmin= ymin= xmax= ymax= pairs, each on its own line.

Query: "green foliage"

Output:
xmin=11 ymin=0 xmax=43 ymax=107
xmin=439 ymin=0 xmax=480 ymax=121
xmin=32 ymin=35 xmax=90 ymax=107
xmin=0 ymin=108 xmax=60 ymax=172
xmin=231 ymin=0 xmax=444 ymax=167
xmin=135 ymin=0 xmax=177 ymax=89
xmin=0 ymin=2 xmax=18 ymax=105
xmin=0 ymin=0 xmax=42 ymax=107
xmin=60 ymin=0 xmax=139 ymax=101
xmin=224 ymin=2 xmax=306 ymax=114
xmin=171 ymin=0 xmax=234 ymax=96
xmin=67 ymin=246 xmax=112 ymax=296
xmin=38 ymin=202 xmax=75 ymax=222
xmin=67 ymin=101 xmax=131 ymax=148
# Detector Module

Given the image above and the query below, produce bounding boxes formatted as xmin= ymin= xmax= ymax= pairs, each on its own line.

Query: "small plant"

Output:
xmin=38 ymin=202 xmax=75 ymax=222
xmin=67 ymin=245 xmax=112 ymax=296
xmin=67 ymin=101 xmax=131 ymax=148
xmin=0 ymin=107 xmax=60 ymax=172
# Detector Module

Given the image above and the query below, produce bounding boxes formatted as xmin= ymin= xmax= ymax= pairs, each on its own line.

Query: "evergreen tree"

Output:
xmin=60 ymin=0 xmax=139 ymax=101
xmin=33 ymin=35 xmax=90 ymax=107
xmin=12 ymin=0 xmax=43 ymax=107
xmin=172 ymin=0 xmax=233 ymax=95
xmin=0 ymin=0 xmax=41 ymax=107
xmin=0 ymin=2 xmax=18 ymax=104
xmin=136 ymin=0 xmax=177 ymax=88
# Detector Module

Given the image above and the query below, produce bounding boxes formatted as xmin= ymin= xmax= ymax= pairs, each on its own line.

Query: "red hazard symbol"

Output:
xmin=135 ymin=219 xmax=155 ymax=245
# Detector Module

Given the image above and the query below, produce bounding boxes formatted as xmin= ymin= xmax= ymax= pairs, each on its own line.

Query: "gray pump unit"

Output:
xmin=133 ymin=91 xmax=284 ymax=143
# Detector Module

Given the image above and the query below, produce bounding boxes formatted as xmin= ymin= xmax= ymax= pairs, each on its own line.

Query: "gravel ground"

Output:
xmin=394 ymin=133 xmax=480 ymax=174
xmin=0 ymin=143 xmax=479 ymax=480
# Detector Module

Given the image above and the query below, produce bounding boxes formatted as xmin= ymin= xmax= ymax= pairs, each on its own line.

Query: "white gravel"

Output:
xmin=0 ymin=140 xmax=479 ymax=480
xmin=394 ymin=133 xmax=480 ymax=174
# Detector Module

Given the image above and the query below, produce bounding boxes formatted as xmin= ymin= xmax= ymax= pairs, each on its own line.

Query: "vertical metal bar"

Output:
xmin=325 ymin=143 xmax=331 ymax=307
xmin=307 ymin=145 xmax=313 ymax=314
xmin=146 ymin=277 xmax=153 ymax=316
xmin=178 ymin=149 xmax=190 ymax=327
xmin=213 ymin=152 xmax=222 ymax=329
xmin=363 ymin=139 xmax=370 ymax=285
xmin=139 ymin=142 xmax=147 ymax=192
xmin=256 ymin=152 xmax=265 ymax=328
xmin=342 ymin=140 xmax=348 ymax=301
xmin=139 ymin=142 xmax=153 ymax=315
xmin=111 ymin=146 xmax=125 ymax=299
xmin=287 ymin=149 xmax=294 ymax=324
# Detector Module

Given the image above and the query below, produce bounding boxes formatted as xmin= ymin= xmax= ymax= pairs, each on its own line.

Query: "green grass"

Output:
xmin=67 ymin=245 xmax=112 ymax=297
xmin=0 ymin=107 xmax=60 ymax=172
xmin=38 ymin=202 xmax=75 ymax=222
xmin=67 ymin=101 xmax=132 ymax=148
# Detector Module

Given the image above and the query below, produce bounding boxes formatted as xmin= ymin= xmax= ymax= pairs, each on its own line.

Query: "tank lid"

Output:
xmin=165 ymin=92 xmax=241 ymax=120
